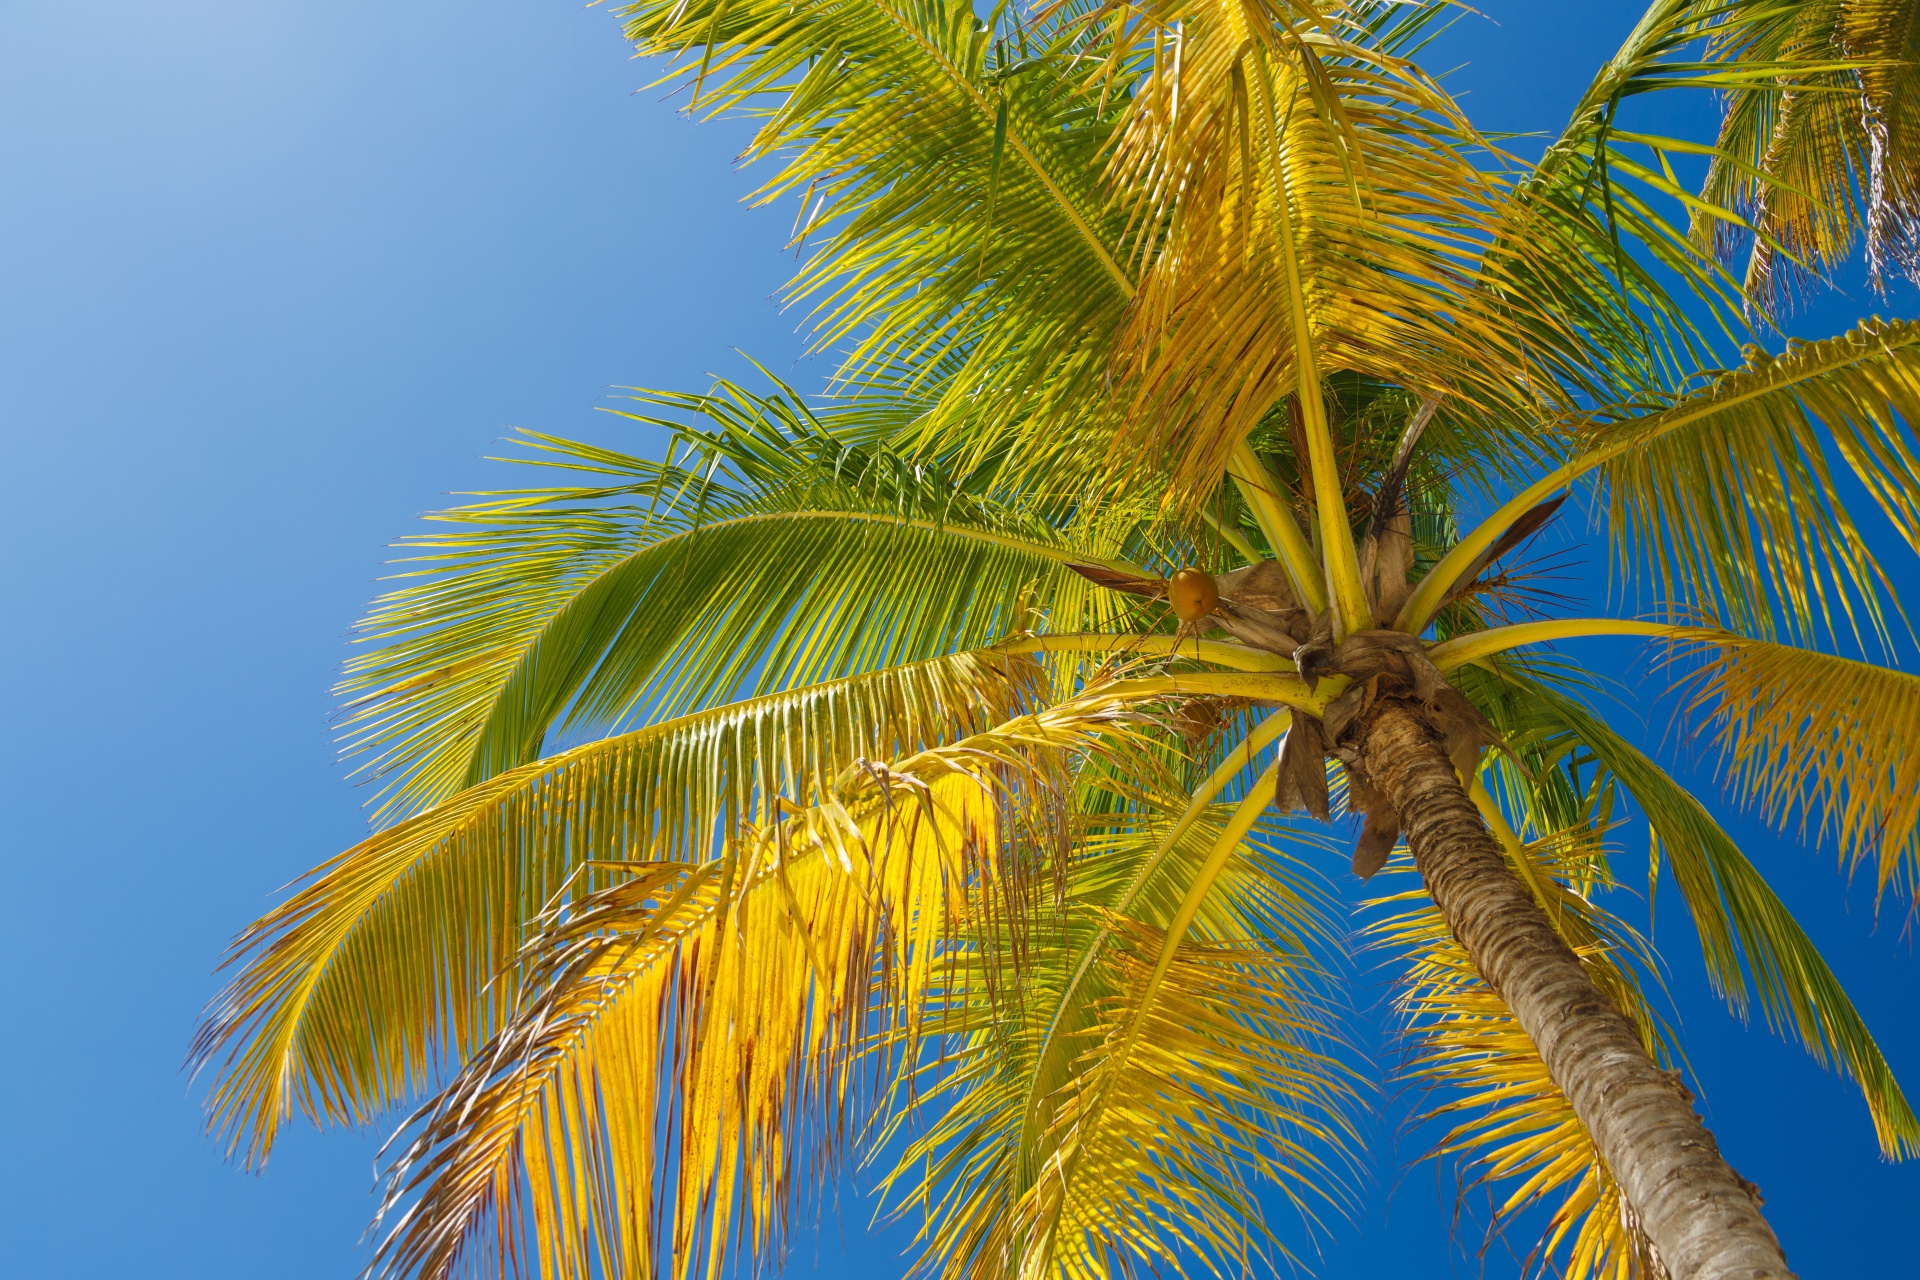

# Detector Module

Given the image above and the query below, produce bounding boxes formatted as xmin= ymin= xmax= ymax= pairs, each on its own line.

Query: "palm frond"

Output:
xmin=1678 ymin=631 xmax=1920 ymax=905
xmin=1593 ymin=320 xmax=1920 ymax=647
xmin=360 ymin=692 xmax=1177 ymax=1280
xmin=620 ymin=0 xmax=1138 ymax=486
xmin=882 ymin=772 xmax=1352 ymax=1279
xmin=1512 ymin=672 xmax=1919 ymax=1159
xmin=339 ymin=381 xmax=1151 ymax=821
xmin=369 ymin=768 xmax=993 ymax=1280
xmin=1100 ymin=0 xmax=1582 ymax=504
xmin=1701 ymin=0 xmax=1920 ymax=302
xmin=194 ymin=649 xmax=1047 ymax=1165
xmin=1470 ymin=0 xmax=1789 ymax=403
xmin=1405 ymin=319 xmax=1920 ymax=643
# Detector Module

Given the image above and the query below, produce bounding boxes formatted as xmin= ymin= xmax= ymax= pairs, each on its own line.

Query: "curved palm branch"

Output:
xmin=1400 ymin=319 xmax=1920 ymax=645
xmin=339 ymin=380 xmax=1157 ymax=821
xmin=1097 ymin=0 xmax=1578 ymax=504
xmin=194 ymin=648 xmax=1051 ymax=1164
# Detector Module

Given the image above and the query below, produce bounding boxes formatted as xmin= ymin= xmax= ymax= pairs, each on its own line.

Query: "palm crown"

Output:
xmin=195 ymin=1 xmax=1920 ymax=1278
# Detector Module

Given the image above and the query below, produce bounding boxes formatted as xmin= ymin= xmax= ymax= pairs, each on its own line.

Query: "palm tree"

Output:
xmin=192 ymin=1 xmax=1920 ymax=1278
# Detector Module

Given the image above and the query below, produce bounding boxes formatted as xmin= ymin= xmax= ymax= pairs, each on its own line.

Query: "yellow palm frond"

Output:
xmin=1101 ymin=0 xmax=1572 ymax=502
xmin=371 ymin=769 xmax=994 ymax=1280
xmin=1680 ymin=631 xmax=1920 ymax=905
xmin=360 ymin=692 xmax=1176 ymax=1280
xmin=1701 ymin=0 xmax=1920 ymax=301
xmin=986 ymin=755 xmax=1354 ymax=1279
xmin=193 ymin=648 xmax=1048 ymax=1165
xmin=1593 ymin=318 xmax=1920 ymax=642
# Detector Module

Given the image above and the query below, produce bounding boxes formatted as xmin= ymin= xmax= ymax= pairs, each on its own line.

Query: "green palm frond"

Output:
xmin=1515 ymin=673 xmax=1919 ymax=1159
xmin=339 ymin=381 xmax=1154 ymax=821
xmin=620 ymin=0 xmax=1137 ymax=482
xmin=194 ymin=648 xmax=1048 ymax=1165
xmin=1591 ymin=320 xmax=1920 ymax=646
xmin=1477 ymin=0 xmax=1757 ymax=398
xmin=1679 ymin=631 xmax=1920 ymax=905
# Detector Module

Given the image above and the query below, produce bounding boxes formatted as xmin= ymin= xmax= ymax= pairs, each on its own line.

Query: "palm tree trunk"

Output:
xmin=1357 ymin=697 xmax=1792 ymax=1280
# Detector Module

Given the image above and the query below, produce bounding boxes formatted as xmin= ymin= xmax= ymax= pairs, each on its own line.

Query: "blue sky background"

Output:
xmin=1 ymin=2 xmax=1915 ymax=1276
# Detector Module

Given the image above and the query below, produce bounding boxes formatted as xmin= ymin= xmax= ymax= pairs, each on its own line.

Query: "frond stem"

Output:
xmin=1198 ymin=505 xmax=1262 ymax=565
xmin=1228 ymin=439 xmax=1327 ymax=613
xmin=1428 ymin=618 xmax=1682 ymax=672
xmin=1247 ymin=45 xmax=1370 ymax=635
xmin=1011 ymin=708 xmax=1293 ymax=1172
xmin=996 ymin=633 xmax=1295 ymax=672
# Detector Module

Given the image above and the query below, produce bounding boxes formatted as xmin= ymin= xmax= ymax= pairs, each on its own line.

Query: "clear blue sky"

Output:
xmin=0 ymin=2 xmax=1914 ymax=1277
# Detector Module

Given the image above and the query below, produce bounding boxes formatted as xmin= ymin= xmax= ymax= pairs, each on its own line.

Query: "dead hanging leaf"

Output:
xmin=1215 ymin=600 xmax=1312 ymax=654
xmin=1441 ymin=492 xmax=1569 ymax=608
xmin=1435 ymin=686 xmax=1502 ymax=782
xmin=1359 ymin=400 xmax=1434 ymax=625
xmin=1292 ymin=611 xmax=1338 ymax=689
xmin=1346 ymin=770 xmax=1400 ymax=880
xmin=1365 ymin=507 xmax=1416 ymax=622
xmin=1321 ymin=673 xmax=1381 ymax=747
xmin=1173 ymin=696 xmax=1250 ymax=745
xmin=1214 ymin=559 xmax=1297 ymax=612
xmin=1274 ymin=714 xmax=1331 ymax=822
xmin=1066 ymin=564 xmax=1166 ymax=597
xmin=1211 ymin=560 xmax=1310 ymax=655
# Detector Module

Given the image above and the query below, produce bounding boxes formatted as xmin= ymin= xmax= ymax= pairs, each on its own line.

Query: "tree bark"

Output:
xmin=1357 ymin=697 xmax=1792 ymax=1280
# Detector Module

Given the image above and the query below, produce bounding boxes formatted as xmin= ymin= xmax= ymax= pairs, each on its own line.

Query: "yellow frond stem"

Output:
xmin=1016 ymin=755 xmax=1290 ymax=1266
xmin=1228 ymin=438 xmax=1327 ymax=614
xmin=995 ymin=632 xmax=1295 ymax=673
xmin=1198 ymin=504 xmax=1262 ymax=565
xmin=1129 ymin=757 xmax=1284 ymax=1034
xmin=1245 ymin=44 xmax=1370 ymax=637
xmin=1113 ymin=708 xmax=1295 ymax=921
xmin=1089 ymin=671 xmax=1345 ymax=715
xmin=1429 ymin=619 xmax=1684 ymax=672
xmin=1004 ymin=709 xmax=1296 ymax=1216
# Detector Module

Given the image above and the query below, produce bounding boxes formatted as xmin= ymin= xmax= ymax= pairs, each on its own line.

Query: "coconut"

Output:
xmin=1167 ymin=567 xmax=1219 ymax=622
